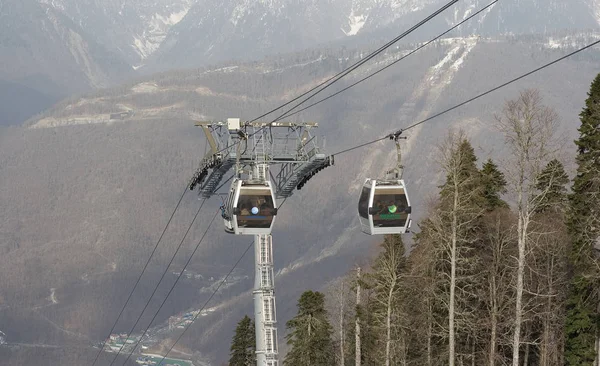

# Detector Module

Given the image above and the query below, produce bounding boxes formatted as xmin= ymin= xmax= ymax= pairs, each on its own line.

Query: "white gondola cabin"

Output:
xmin=358 ymin=178 xmax=412 ymax=235
xmin=222 ymin=179 xmax=278 ymax=235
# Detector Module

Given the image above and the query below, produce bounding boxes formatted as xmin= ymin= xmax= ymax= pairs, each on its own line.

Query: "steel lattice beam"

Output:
xmin=189 ymin=119 xmax=333 ymax=197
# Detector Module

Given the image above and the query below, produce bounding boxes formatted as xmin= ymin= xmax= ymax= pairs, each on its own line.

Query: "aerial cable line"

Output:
xmin=106 ymin=198 xmax=208 ymax=366
xmin=150 ymin=198 xmax=289 ymax=366
xmin=266 ymin=0 xmax=459 ymax=124
xmin=208 ymin=0 xmax=458 ymax=158
xmin=331 ymin=37 xmax=600 ymax=157
xmin=276 ymin=0 xmax=499 ymax=121
xmin=247 ymin=0 xmax=457 ymax=124
xmin=90 ymin=186 xmax=189 ymax=366
xmin=119 ymin=205 xmax=222 ymax=366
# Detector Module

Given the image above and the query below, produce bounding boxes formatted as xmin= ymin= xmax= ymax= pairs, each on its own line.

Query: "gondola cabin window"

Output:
xmin=372 ymin=187 xmax=409 ymax=228
xmin=236 ymin=188 xmax=275 ymax=228
xmin=358 ymin=186 xmax=371 ymax=219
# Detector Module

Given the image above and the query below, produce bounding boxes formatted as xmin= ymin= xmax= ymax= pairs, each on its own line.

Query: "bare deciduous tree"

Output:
xmin=495 ymin=89 xmax=560 ymax=366
xmin=368 ymin=235 xmax=407 ymax=366
xmin=481 ymin=209 xmax=517 ymax=366
xmin=325 ymin=273 xmax=353 ymax=366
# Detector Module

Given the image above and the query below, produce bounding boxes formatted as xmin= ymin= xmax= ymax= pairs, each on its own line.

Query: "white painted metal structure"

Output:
xmin=254 ymin=234 xmax=278 ymax=366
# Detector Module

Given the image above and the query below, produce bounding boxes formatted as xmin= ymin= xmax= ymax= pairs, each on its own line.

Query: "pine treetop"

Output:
xmin=534 ymin=158 xmax=569 ymax=214
xmin=229 ymin=315 xmax=255 ymax=366
xmin=480 ymin=158 xmax=508 ymax=211
xmin=574 ymin=72 xmax=600 ymax=197
xmin=284 ymin=291 xmax=334 ymax=366
xmin=439 ymin=138 xmax=482 ymax=203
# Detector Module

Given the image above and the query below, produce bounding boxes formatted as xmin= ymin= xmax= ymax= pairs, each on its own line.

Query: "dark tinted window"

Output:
xmin=237 ymin=188 xmax=275 ymax=228
xmin=358 ymin=186 xmax=371 ymax=219
xmin=371 ymin=187 xmax=409 ymax=228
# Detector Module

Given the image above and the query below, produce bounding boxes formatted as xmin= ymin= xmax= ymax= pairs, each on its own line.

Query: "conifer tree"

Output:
xmin=229 ymin=315 xmax=256 ymax=366
xmin=480 ymin=159 xmax=508 ymax=210
xmin=527 ymin=158 xmax=570 ymax=365
xmin=439 ymin=138 xmax=481 ymax=200
xmin=424 ymin=132 xmax=484 ymax=366
xmin=565 ymin=73 xmax=600 ymax=366
xmin=284 ymin=291 xmax=334 ymax=366
xmin=534 ymin=159 xmax=569 ymax=213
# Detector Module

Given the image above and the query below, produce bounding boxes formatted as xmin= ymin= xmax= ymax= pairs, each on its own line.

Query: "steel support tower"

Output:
xmin=254 ymin=233 xmax=277 ymax=365
xmin=189 ymin=119 xmax=332 ymax=366
xmin=251 ymin=164 xmax=278 ymax=365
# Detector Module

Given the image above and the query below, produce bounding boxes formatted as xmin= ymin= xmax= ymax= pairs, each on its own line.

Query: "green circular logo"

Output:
xmin=388 ymin=205 xmax=397 ymax=213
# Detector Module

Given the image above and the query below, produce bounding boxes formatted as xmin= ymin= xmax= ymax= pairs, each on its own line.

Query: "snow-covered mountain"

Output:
xmin=146 ymin=0 xmax=440 ymax=70
xmin=37 ymin=0 xmax=198 ymax=67
xmin=32 ymin=0 xmax=600 ymax=74
xmin=2 ymin=0 xmax=598 ymax=122
xmin=147 ymin=0 xmax=600 ymax=70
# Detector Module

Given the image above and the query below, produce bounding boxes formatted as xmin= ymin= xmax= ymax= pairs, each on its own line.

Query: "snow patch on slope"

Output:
xmin=545 ymin=32 xmax=600 ymax=49
xmin=429 ymin=37 xmax=478 ymax=86
xmin=342 ymin=9 xmax=367 ymax=36
xmin=230 ymin=0 xmax=286 ymax=26
xmin=132 ymin=7 xmax=191 ymax=61
xmin=38 ymin=0 xmax=66 ymax=11
xmin=587 ymin=0 xmax=600 ymax=26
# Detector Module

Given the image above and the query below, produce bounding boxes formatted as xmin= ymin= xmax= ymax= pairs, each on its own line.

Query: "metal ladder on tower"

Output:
xmin=254 ymin=233 xmax=278 ymax=366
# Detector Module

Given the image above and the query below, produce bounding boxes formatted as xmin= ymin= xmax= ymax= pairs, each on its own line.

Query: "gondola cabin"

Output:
xmin=222 ymin=179 xmax=278 ymax=235
xmin=358 ymin=178 xmax=412 ymax=235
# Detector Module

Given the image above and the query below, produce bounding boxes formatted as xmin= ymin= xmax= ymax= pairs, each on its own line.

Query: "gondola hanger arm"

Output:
xmin=388 ymin=129 xmax=407 ymax=141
